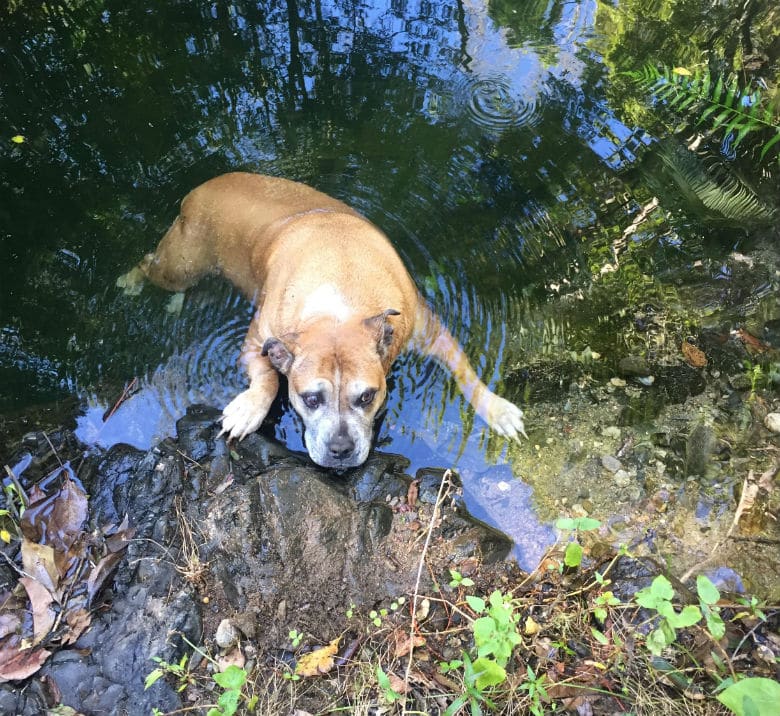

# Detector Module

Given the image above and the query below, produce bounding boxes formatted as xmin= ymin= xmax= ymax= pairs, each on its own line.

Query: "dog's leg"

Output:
xmin=220 ymin=312 xmax=279 ymax=441
xmin=412 ymin=304 xmax=527 ymax=440
xmin=118 ymin=204 xmax=216 ymax=295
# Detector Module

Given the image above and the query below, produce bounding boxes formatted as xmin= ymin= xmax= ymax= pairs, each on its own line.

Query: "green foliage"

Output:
xmin=376 ymin=665 xmax=403 ymax=704
xmin=518 ymin=665 xmax=549 ymax=716
xmin=449 ymin=568 xmax=475 ymax=589
xmin=470 ymin=590 xmax=522 ymax=667
xmin=207 ymin=665 xmax=249 ymax=716
xmin=288 ymin=629 xmax=302 ymax=649
xmin=442 ymin=652 xmax=498 ymax=716
xmin=635 ymin=575 xmax=702 ymax=655
xmin=629 ymin=64 xmax=780 ymax=162
xmin=145 ymin=654 xmax=193 ymax=693
xmin=717 ymin=677 xmax=780 ymax=716
xmin=556 ymin=517 xmax=602 ymax=569
xmin=696 ymin=575 xmax=725 ymax=640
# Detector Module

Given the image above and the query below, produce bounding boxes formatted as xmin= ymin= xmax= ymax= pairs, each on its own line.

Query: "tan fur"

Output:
xmin=121 ymin=173 xmax=525 ymax=469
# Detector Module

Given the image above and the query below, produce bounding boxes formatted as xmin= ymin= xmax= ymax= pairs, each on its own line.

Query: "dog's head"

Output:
xmin=262 ymin=310 xmax=399 ymax=470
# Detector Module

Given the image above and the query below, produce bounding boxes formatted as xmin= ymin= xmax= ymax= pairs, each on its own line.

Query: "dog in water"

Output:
xmin=118 ymin=173 xmax=525 ymax=469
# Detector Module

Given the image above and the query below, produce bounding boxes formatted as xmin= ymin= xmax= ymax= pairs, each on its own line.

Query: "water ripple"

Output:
xmin=460 ymin=75 xmax=542 ymax=131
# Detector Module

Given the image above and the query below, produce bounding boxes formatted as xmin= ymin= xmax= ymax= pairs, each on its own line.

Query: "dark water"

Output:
xmin=2 ymin=0 xmax=778 ymax=567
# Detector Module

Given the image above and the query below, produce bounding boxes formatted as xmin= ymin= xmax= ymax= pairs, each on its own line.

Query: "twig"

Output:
xmin=401 ymin=469 xmax=451 ymax=712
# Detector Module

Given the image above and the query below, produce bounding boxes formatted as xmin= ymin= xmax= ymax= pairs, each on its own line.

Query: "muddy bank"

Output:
xmin=0 ymin=407 xmax=512 ymax=714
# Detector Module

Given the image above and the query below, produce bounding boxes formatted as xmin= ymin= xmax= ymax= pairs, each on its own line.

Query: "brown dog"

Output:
xmin=118 ymin=173 xmax=525 ymax=468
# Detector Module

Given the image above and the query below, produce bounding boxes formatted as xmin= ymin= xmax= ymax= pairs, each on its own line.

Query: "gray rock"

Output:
xmin=764 ymin=412 xmax=780 ymax=434
xmin=601 ymin=455 xmax=622 ymax=473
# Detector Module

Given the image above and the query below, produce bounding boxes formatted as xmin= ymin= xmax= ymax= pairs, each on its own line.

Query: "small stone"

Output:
xmin=601 ymin=455 xmax=622 ymax=473
xmin=619 ymin=356 xmax=651 ymax=377
xmin=613 ymin=470 xmax=631 ymax=487
xmin=601 ymin=426 xmax=621 ymax=439
xmin=764 ymin=412 xmax=780 ymax=434
xmin=215 ymin=619 xmax=239 ymax=650
xmin=609 ymin=377 xmax=627 ymax=388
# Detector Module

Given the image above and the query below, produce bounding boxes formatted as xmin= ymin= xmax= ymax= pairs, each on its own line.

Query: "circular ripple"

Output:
xmin=462 ymin=75 xmax=542 ymax=131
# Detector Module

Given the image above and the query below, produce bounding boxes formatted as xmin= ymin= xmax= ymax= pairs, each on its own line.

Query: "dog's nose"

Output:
xmin=328 ymin=433 xmax=355 ymax=460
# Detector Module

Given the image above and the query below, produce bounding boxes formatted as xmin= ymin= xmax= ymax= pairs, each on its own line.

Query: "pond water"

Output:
xmin=2 ymin=0 xmax=778 ymax=569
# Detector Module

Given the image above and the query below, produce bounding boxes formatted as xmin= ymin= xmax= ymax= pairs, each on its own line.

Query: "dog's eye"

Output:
xmin=358 ymin=389 xmax=376 ymax=407
xmin=302 ymin=393 xmax=321 ymax=410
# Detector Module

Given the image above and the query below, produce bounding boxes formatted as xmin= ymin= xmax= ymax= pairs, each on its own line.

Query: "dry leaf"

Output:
xmin=19 ymin=577 xmax=55 ymax=646
xmin=681 ymin=341 xmax=707 ymax=368
xmin=406 ymin=480 xmax=419 ymax=508
xmin=392 ymin=627 xmax=425 ymax=658
xmin=0 ymin=644 xmax=51 ymax=682
xmin=0 ymin=613 xmax=21 ymax=640
xmin=21 ymin=540 xmax=59 ymax=595
xmin=295 ymin=637 xmax=340 ymax=677
xmin=62 ymin=608 xmax=92 ymax=646
xmin=524 ymin=615 xmax=541 ymax=635
xmin=217 ymin=646 xmax=245 ymax=672
xmin=388 ymin=672 xmax=410 ymax=694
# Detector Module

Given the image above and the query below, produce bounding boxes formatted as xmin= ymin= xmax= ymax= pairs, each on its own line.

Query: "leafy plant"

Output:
xmin=145 ymin=653 xmax=194 ymax=693
xmin=635 ymin=575 xmax=701 ymax=655
xmin=449 ymin=568 xmax=475 ymax=589
xmin=555 ymin=516 xmax=602 ymax=569
xmin=467 ymin=590 xmax=522 ymax=668
xmin=376 ymin=664 xmax=403 ymax=704
xmin=288 ymin=629 xmax=302 ymax=648
xmin=207 ymin=665 xmax=252 ymax=716
xmin=696 ymin=575 xmax=725 ymax=640
xmin=442 ymin=652 xmax=498 ymax=716
xmin=629 ymin=64 xmax=780 ymax=161
xmin=717 ymin=676 xmax=780 ymax=716
xmin=518 ymin=665 xmax=549 ymax=716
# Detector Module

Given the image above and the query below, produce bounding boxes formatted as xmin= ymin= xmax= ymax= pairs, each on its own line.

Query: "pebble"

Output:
xmin=601 ymin=426 xmax=621 ymax=439
xmin=609 ymin=377 xmax=627 ymax=388
xmin=215 ymin=619 xmax=239 ymax=650
xmin=764 ymin=412 xmax=780 ymax=434
xmin=613 ymin=470 xmax=631 ymax=487
xmin=601 ymin=455 xmax=622 ymax=473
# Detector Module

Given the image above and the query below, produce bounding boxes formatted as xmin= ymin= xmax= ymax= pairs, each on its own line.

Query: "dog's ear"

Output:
xmin=363 ymin=309 xmax=400 ymax=357
xmin=262 ymin=336 xmax=296 ymax=374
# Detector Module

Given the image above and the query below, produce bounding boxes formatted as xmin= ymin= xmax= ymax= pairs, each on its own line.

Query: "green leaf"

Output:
xmin=213 ymin=665 xmax=247 ymax=690
xmin=759 ymin=130 xmax=780 ymax=160
xmin=591 ymin=627 xmax=609 ymax=645
xmin=564 ymin=541 xmax=583 ymax=568
xmin=472 ymin=657 xmax=507 ymax=690
xmin=555 ymin=517 xmax=576 ymax=531
xmin=217 ymin=689 xmax=240 ymax=716
xmin=646 ymin=627 xmax=670 ymax=656
xmin=572 ymin=517 xmax=601 ymax=532
xmin=10 ymin=134 xmax=25 ymax=144
xmin=668 ymin=604 xmax=701 ymax=629
xmin=717 ymin=677 xmax=780 ymax=716
xmin=144 ymin=668 xmax=165 ymax=690
xmin=466 ymin=595 xmax=486 ymax=613
xmin=704 ymin=607 xmax=726 ymax=640
xmin=696 ymin=575 xmax=720 ymax=605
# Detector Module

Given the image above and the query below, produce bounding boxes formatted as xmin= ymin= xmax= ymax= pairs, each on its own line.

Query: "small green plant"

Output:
xmin=634 ymin=575 xmax=701 ymax=655
xmin=288 ymin=629 xmax=302 ymax=648
xmin=717 ymin=676 xmax=780 ymax=716
xmin=555 ymin=516 xmax=602 ymax=569
xmin=207 ymin=665 xmax=253 ymax=716
xmin=518 ymin=665 xmax=550 ymax=716
xmin=449 ymin=568 xmax=475 ymax=589
xmin=376 ymin=664 xmax=403 ymax=704
xmin=145 ymin=653 xmax=194 ymax=693
xmin=467 ymin=589 xmax=522 ymax=670
xmin=345 ymin=602 xmax=356 ymax=619
xmin=442 ymin=652 xmax=498 ymax=716
xmin=369 ymin=608 xmax=388 ymax=628
xmin=696 ymin=575 xmax=725 ymax=640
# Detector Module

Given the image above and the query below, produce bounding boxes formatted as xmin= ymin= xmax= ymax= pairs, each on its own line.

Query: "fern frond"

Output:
xmin=629 ymin=63 xmax=780 ymax=161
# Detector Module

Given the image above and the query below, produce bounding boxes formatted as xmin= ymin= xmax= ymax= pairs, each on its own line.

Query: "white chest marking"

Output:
xmin=300 ymin=283 xmax=354 ymax=322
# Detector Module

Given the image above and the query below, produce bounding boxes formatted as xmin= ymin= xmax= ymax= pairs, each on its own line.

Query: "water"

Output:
xmin=2 ymin=0 xmax=778 ymax=569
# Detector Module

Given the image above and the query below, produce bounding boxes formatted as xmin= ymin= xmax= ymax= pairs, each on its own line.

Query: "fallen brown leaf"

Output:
xmin=0 ymin=644 xmax=51 ymax=682
xmin=21 ymin=540 xmax=59 ymax=595
xmin=295 ymin=637 xmax=340 ymax=677
xmin=681 ymin=340 xmax=707 ymax=368
xmin=392 ymin=627 xmax=425 ymax=658
xmin=19 ymin=577 xmax=55 ymax=646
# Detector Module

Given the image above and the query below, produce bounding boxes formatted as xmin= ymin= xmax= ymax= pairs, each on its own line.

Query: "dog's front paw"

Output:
xmin=220 ymin=389 xmax=268 ymax=441
xmin=116 ymin=265 xmax=146 ymax=296
xmin=485 ymin=394 xmax=527 ymax=441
